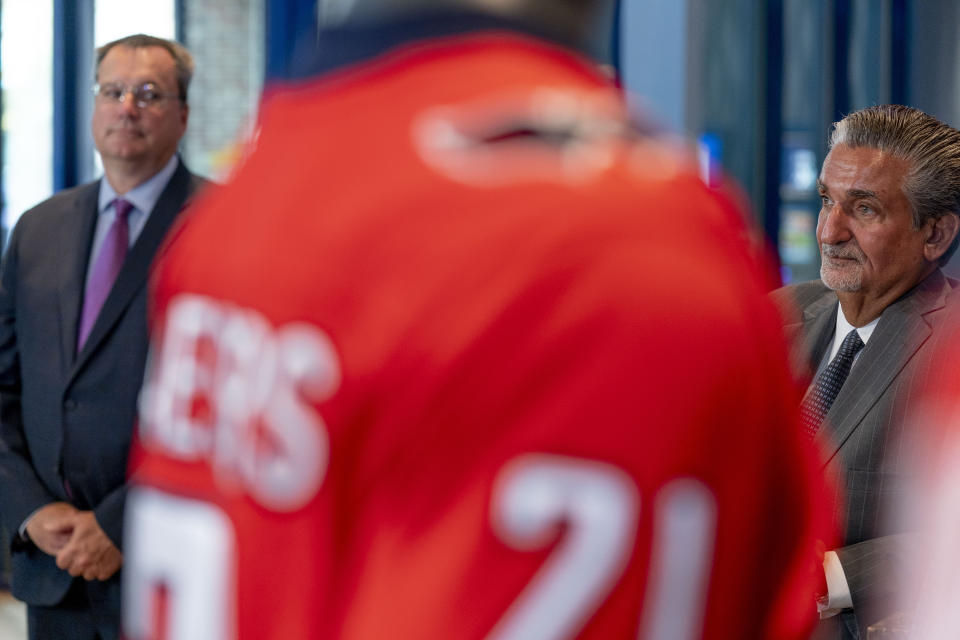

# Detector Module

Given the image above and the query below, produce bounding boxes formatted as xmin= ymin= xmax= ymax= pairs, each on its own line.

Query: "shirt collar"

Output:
xmin=831 ymin=301 xmax=880 ymax=359
xmin=98 ymin=154 xmax=180 ymax=215
xmin=286 ymin=8 xmax=585 ymax=81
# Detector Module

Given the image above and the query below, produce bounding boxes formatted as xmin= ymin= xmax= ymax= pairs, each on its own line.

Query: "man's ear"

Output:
xmin=924 ymin=213 xmax=960 ymax=263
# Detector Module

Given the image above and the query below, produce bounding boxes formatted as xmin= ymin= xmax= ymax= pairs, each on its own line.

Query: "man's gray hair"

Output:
xmin=829 ymin=104 xmax=960 ymax=263
xmin=95 ymin=34 xmax=195 ymax=103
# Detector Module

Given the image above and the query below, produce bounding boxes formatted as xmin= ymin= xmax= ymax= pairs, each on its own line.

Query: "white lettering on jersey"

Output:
xmin=413 ymin=88 xmax=624 ymax=187
xmin=138 ymin=294 xmax=340 ymax=511
xmin=124 ymin=489 xmax=235 ymax=640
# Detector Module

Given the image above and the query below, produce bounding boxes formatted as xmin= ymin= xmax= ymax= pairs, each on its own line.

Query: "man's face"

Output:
xmin=92 ymin=45 xmax=188 ymax=171
xmin=816 ymin=144 xmax=932 ymax=302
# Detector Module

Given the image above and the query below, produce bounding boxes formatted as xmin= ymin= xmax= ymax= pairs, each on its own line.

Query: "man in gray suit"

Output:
xmin=0 ymin=34 xmax=205 ymax=639
xmin=772 ymin=104 xmax=960 ymax=639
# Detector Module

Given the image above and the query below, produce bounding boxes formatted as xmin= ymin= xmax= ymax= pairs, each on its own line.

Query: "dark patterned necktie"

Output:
xmin=799 ymin=328 xmax=864 ymax=438
xmin=77 ymin=198 xmax=133 ymax=351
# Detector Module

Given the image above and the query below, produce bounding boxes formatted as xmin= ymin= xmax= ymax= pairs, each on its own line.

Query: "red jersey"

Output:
xmin=123 ymin=25 xmax=831 ymax=640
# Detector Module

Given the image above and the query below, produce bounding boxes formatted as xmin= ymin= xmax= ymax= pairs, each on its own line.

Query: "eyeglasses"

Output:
xmin=92 ymin=82 xmax=181 ymax=108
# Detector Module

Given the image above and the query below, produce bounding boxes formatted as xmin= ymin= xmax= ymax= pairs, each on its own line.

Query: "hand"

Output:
xmin=813 ymin=540 xmax=828 ymax=599
xmin=812 ymin=540 xmax=831 ymax=617
xmin=24 ymin=502 xmax=79 ymax=556
xmin=55 ymin=511 xmax=123 ymax=581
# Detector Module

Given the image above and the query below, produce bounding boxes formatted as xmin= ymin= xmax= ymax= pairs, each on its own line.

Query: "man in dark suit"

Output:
xmin=771 ymin=104 xmax=960 ymax=639
xmin=0 ymin=34 xmax=205 ymax=639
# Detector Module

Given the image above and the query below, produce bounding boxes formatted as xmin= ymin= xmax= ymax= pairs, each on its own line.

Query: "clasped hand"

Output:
xmin=25 ymin=502 xmax=123 ymax=581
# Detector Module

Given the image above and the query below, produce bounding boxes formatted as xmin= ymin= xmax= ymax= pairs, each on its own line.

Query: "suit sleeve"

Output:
xmin=0 ymin=221 xmax=61 ymax=543
xmin=94 ymin=485 xmax=126 ymax=549
xmin=835 ymin=533 xmax=911 ymax=630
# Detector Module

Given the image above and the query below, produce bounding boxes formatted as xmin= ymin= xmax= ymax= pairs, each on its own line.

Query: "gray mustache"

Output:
xmin=821 ymin=244 xmax=864 ymax=261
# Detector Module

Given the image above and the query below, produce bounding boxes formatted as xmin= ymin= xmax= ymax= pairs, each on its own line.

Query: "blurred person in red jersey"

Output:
xmin=122 ymin=1 xmax=834 ymax=639
xmin=770 ymin=105 xmax=960 ymax=639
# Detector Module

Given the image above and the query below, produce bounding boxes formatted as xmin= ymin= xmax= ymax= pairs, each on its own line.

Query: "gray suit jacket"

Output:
xmin=0 ymin=160 xmax=205 ymax=606
xmin=771 ymin=270 xmax=959 ymax=639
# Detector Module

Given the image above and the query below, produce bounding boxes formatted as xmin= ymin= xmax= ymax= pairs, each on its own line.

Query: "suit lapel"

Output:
xmin=69 ymin=162 xmax=196 ymax=382
xmin=784 ymin=292 xmax=837 ymax=380
xmin=57 ymin=183 xmax=100 ymax=373
xmin=817 ymin=270 xmax=952 ymax=460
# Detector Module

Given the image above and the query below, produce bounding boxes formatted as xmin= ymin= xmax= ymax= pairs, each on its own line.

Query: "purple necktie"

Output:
xmin=77 ymin=198 xmax=133 ymax=351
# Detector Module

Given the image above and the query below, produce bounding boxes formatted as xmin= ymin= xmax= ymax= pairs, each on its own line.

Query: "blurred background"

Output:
xmin=0 ymin=0 xmax=958 ymax=636
xmin=1 ymin=0 xmax=959 ymax=284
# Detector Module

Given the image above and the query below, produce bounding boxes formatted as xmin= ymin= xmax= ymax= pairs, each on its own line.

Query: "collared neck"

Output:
xmin=829 ymin=302 xmax=879 ymax=361
xmin=287 ymin=8 xmax=588 ymax=81
xmin=824 ymin=268 xmax=950 ymax=365
xmin=98 ymin=154 xmax=180 ymax=216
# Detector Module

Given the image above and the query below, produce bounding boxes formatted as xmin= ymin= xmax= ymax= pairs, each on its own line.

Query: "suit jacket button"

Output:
xmin=63 ymin=399 xmax=77 ymax=411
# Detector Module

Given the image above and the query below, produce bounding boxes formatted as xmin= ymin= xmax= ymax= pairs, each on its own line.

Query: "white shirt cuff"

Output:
xmin=817 ymin=550 xmax=854 ymax=619
xmin=18 ymin=507 xmax=45 ymax=540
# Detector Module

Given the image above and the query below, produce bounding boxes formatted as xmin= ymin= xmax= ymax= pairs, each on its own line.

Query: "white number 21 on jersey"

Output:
xmin=124 ymin=456 xmax=715 ymax=640
xmin=488 ymin=455 xmax=716 ymax=640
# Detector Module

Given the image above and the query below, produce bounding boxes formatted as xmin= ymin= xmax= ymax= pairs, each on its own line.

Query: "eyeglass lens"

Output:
xmin=96 ymin=83 xmax=170 ymax=107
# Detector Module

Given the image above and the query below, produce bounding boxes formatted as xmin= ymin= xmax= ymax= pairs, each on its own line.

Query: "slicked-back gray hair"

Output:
xmin=829 ymin=104 xmax=960 ymax=264
xmin=95 ymin=34 xmax=195 ymax=103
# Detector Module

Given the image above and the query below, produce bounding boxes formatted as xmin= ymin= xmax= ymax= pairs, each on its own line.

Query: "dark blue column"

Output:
xmin=610 ymin=0 xmax=622 ymax=79
xmin=832 ymin=0 xmax=851 ymax=121
xmin=890 ymin=0 xmax=909 ymax=105
xmin=265 ymin=0 xmax=318 ymax=81
xmin=53 ymin=0 xmax=93 ymax=191
xmin=763 ymin=0 xmax=784 ymax=258
xmin=176 ymin=0 xmax=187 ymax=43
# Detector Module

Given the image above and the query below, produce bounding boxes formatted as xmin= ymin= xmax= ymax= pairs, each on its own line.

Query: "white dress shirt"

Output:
xmin=818 ymin=303 xmax=879 ymax=618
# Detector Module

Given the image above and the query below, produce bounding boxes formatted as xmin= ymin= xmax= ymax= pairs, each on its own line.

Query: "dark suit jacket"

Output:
xmin=771 ymin=270 xmax=959 ymax=639
xmin=0 ymin=160 xmax=205 ymax=606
